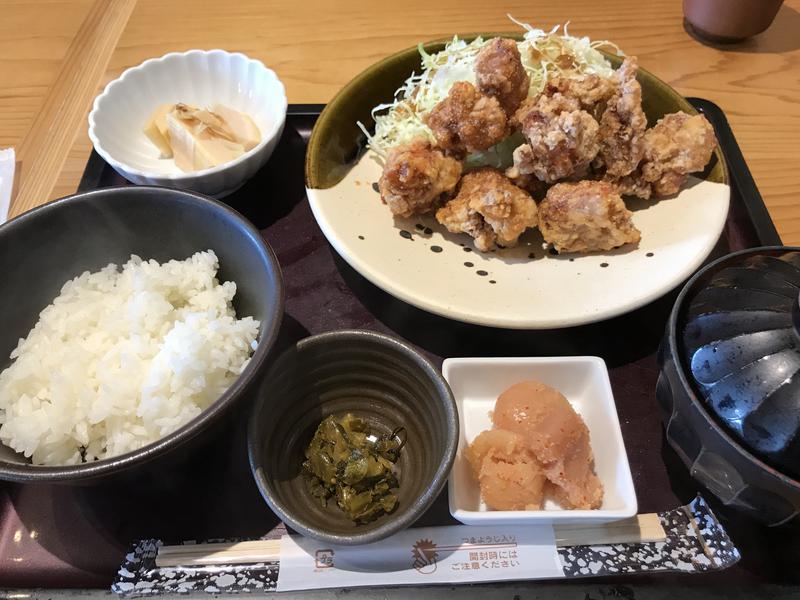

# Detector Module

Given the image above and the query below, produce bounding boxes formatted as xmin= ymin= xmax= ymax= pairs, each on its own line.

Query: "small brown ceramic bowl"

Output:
xmin=247 ymin=330 xmax=458 ymax=545
xmin=684 ymin=0 xmax=784 ymax=42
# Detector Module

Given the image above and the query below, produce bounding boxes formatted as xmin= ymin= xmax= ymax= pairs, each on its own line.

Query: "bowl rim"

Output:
xmin=247 ymin=329 xmax=459 ymax=546
xmin=87 ymin=49 xmax=289 ymax=181
xmin=666 ymin=244 xmax=800 ymax=492
xmin=0 ymin=185 xmax=285 ymax=482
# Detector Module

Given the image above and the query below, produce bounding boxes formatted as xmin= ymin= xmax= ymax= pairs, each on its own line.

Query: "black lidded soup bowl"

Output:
xmin=657 ymin=246 xmax=800 ymax=526
xmin=247 ymin=329 xmax=458 ymax=545
xmin=0 ymin=186 xmax=284 ymax=484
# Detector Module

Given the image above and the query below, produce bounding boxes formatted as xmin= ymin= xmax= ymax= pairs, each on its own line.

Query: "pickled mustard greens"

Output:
xmin=302 ymin=413 xmax=405 ymax=524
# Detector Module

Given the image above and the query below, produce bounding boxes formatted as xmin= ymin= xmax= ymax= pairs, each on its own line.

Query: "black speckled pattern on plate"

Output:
xmin=112 ymin=496 xmax=738 ymax=596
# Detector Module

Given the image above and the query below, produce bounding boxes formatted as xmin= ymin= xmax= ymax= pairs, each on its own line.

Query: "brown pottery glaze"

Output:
xmin=684 ymin=0 xmax=784 ymax=42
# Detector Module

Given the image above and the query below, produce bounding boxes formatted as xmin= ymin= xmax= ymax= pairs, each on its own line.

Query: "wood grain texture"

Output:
xmin=3 ymin=0 xmax=799 ymax=241
xmin=0 ymin=0 xmax=94 ymax=148
xmin=8 ymin=0 xmax=137 ymax=218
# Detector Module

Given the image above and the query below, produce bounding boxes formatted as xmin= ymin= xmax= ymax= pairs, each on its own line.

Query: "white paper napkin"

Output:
xmin=276 ymin=524 xmax=563 ymax=592
xmin=0 ymin=148 xmax=15 ymax=224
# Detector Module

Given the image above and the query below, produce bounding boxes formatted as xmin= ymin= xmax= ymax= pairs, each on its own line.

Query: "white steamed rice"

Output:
xmin=0 ymin=250 xmax=260 ymax=466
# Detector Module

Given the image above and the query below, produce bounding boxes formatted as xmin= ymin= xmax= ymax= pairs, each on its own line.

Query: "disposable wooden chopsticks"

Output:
xmin=552 ymin=513 xmax=665 ymax=547
xmin=9 ymin=0 xmax=137 ymax=219
xmin=157 ymin=540 xmax=283 ymax=567
xmin=155 ymin=514 xmax=666 ymax=568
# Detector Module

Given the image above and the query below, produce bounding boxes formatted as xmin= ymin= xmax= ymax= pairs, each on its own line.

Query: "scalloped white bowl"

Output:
xmin=88 ymin=50 xmax=287 ymax=197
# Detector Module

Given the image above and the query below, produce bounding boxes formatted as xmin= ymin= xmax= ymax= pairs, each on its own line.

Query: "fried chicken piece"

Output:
xmin=544 ymin=73 xmax=616 ymax=117
xmin=606 ymin=111 xmax=717 ymax=199
xmin=505 ymin=170 xmax=548 ymax=200
xmin=424 ymin=81 xmax=508 ymax=157
xmin=597 ymin=57 xmax=647 ymax=178
xmin=436 ymin=168 xmax=538 ymax=252
xmin=378 ymin=140 xmax=461 ymax=218
xmin=538 ymin=180 xmax=641 ymax=253
xmin=436 ymin=194 xmax=496 ymax=252
xmin=641 ymin=112 xmax=717 ymax=195
xmin=610 ymin=171 xmax=654 ymax=199
xmin=475 ymin=38 xmax=531 ymax=116
xmin=493 ymin=380 xmax=603 ymax=510
xmin=507 ymin=93 xmax=600 ymax=184
xmin=467 ymin=169 xmax=538 ymax=247
xmin=511 ymin=92 xmax=579 ymax=131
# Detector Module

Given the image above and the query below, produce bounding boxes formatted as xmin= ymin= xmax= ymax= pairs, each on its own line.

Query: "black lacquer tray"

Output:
xmin=1 ymin=99 xmax=798 ymax=599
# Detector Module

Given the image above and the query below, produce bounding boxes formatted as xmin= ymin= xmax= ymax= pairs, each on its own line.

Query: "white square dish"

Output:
xmin=444 ymin=356 xmax=637 ymax=525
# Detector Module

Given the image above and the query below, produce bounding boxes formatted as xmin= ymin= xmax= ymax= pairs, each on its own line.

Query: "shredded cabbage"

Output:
xmin=358 ymin=16 xmax=623 ymax=160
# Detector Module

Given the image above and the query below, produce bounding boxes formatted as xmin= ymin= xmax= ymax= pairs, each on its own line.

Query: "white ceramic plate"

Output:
xmin=305 ymin=40 xmax=730 ymax=329
xmin=307 ymin=164 xmax=729 ymax=329
xmin=443 ymin=356 xmax=637 ymax=525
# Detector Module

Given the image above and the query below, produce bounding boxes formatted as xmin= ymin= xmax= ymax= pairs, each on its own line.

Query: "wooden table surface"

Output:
xmin=2 ymin=0 xmax=799 ymax=239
